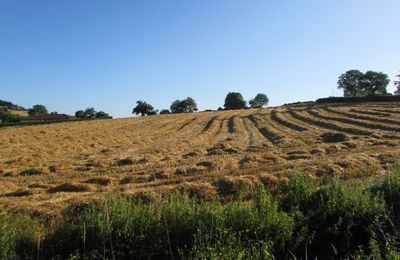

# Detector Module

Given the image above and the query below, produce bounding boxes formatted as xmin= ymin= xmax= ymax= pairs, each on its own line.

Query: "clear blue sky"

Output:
xmin=1 ymin=1 xmax=399 ymax=117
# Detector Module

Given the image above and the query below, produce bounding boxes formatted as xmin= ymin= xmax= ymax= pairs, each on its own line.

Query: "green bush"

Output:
xmin=0 ymin=214 xmax=40 ymax=259
xmin=5 ymin=167 xmax=400 ymax=258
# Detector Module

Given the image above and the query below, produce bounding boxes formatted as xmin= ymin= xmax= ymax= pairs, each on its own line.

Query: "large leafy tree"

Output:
xmin=337 ymin=70 xmax=390 ymax=97
xmin=132 ymin=101 xmax=155 ymax=116
xmin=170 ymin=97 xmax=198 ymax=113
xmin=337 ymin=70 xmax=366 ymax=97
xmin=249 ymin=93 xmax=269 ymax=108
xmin=224 ymin=92 xmax=246 ymax=110
xmin=363 ymin=71 xmax=389 ymax=96
xmin=28 ymin=104 xmax=48 ymax=116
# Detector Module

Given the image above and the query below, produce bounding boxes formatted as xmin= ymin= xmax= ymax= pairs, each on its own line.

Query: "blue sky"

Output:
xmin=0 ymin=0 xmax=399 ymax=117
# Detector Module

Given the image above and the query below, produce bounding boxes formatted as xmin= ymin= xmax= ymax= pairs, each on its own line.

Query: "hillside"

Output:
xmin=1 ymin=101 xmax=400 ymax=216
xmin=0 ymin=99 xmax=25 ymax=110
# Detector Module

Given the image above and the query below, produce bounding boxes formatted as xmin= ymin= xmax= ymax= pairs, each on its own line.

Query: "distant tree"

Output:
xmin=83 ymin=107 xmax=97 ymax=119
xmin=50 ymin=111 xmax=58 ymax=115
xmin=337 ymin=70 xmax=366 ymax=97
xmin=338 ymin=70 xmax=390 ymax=97
xmin=217 ymin=107 xmax=223 ymax=111
xmin=249 ymin=93 xmax=269 ymax=108
xmin=224 ymin=92 xmax=246 ymax=110
xmin=95 ymin=111 xmax=112 ymax=119
xmin=132 ymin=101 xmax=155 ymax=116
xmin=75 ymin=110 xmax=85 ymax=118
xmin=28 ymin=104 xmax=48 ymax=116
xmin=394 ymin=73 xmax=400 ymax=95
xmin=170 ymin=100 xmax=182 ymax=113
xmin=148 ymin=110 xmax=158 ymax=116
xmin=363 ymin=71 xmax=389 ymax=96
xmin=170 ymin=97 xmax=198 ymax=113
xmin=160 ymin=109 xmax=170 ymax=114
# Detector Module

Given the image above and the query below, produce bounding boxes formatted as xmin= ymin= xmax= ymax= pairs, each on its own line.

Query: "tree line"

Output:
xmin=338 ymin=70 xmax=399 ymax=97
xmin=132 ymin=93 xmax=269 ymax=116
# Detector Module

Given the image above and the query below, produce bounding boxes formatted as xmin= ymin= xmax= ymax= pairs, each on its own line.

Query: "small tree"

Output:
xmin=83 ymin=107 xmax=97 ymax=119
xmin=249 ymin=93 xmax=269 ymax=108
xmin=170 ymin=97 xmax=198 ymax=113
xmin=132 ymin=101 xmax=155 ymax=116
xmin=224 ymin=92 xmax=246 ymax=110
xmin=95 ymin=111 xmax=112 ymax=119
xmin=28 ymin=104 xmax=48 ymax=116
xmin=75 ymin=110 xmax=85 ymax=118
xmin=160 ymin=109 xmax=170 ymax=114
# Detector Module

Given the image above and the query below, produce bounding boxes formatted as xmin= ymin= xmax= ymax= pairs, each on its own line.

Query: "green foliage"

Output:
xmin=95 ymin=111 xmax=112 ymax=119
xmin=28 ymin=104 xmax=48 ymax=116
xmin=132 ymin=100 xmax=155 ymax=116
xmin=6 ymin=167 xmax=400 ymax=258
xmin=160 ymin=109 xmax=170 ymax=114
xmin=0 ymin=113 xmax=21 ymax=123
xmin=0 ymin=214 xmax=40 ymax=259
xmin=249 ymin=93 xmax=269 ymax=108
xmin=75 ymin=110 xmax=85 ymax=118
xmin=0 ymin=99 xmax=25 ymax=110
xmin=75 ymin=108 xmax=112 ymax=119
xmin=316 ymin=95 xmax=400 ymax=104
xmin=338 ymin=70 xmax=390 ymax=97
xmin=170 ymin=97 xmax=198 ymax=113
xmin=224 ymin=92 xmax=246 ymax=110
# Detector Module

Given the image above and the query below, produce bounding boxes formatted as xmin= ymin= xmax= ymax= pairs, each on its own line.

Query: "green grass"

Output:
xmin=2 ymin=166 xmax=400 ymax=259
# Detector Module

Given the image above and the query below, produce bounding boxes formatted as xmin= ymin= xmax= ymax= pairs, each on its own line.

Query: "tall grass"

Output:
xmin=1 ymin=166 xmax=400 ymax=259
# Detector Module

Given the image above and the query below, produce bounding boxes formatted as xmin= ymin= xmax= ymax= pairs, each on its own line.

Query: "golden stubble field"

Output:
xmin=1 ymin=102 xmax=400 ymax=218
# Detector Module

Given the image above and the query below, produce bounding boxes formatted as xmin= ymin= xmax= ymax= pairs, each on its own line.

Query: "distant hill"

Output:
xmin=0 ymin=99 xmax=25 ymax=110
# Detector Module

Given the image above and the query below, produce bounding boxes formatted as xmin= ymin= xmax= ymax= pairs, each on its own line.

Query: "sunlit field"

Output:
xmin=1 ymin=102 xmax=400 ymax=218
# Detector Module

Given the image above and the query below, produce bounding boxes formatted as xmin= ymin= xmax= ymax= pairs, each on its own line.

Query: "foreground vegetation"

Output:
xmin=2 ymin=165 xmax=400 ymax=259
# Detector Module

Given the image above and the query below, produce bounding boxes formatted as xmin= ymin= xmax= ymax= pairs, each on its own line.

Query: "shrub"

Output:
xmin=0 ymin=215 xmax=40 ymax=259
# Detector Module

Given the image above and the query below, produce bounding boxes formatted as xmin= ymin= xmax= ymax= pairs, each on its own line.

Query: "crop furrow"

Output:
xmin=371 ymin=108 xmax=400 ymax=115
xmin=287 ymin=110 xmax=371 ymax=135
xmin=271 ymin=110 xmax=308 ymax=132
xmin=179 ymin=117 xmax=198 ymax=130
xmin=308 ymin=109 xmax=400 ymax=132
xmin=228 ymin=116 xmax=237 ymax=134
xmin=247 ymin=115 xmax=285 ymax=145
xmin=350 ymin=109 xmax=390 ymax=117
xmin=323 ymin=107 xmax=400 ymax=126
xmin=202 ymin=116 xmax=219 ymax=133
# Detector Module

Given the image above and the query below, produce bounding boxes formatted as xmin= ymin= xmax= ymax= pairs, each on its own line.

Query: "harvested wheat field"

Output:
xmin=1 ymin=102 xmax=400 ymax=217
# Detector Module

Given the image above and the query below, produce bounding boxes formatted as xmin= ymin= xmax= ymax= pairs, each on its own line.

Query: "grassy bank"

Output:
xmin=2 ymin=166 xmax=400 ymax=259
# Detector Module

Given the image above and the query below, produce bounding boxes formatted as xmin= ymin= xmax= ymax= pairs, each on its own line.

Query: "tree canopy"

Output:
xmin=95 ymin=111 xmax=112 ymax=119
xmin=28 ymin=104 xmax=48 ymax=116
xmin=132 ymin=101 xmax=155 ymax=116
xmin=75 ymin=108 xmax=112 ymax=119
xmin=224 ymin=92 xmax=246 ymax=110
xmin=160 ymin=109 xmax=170 ymax=115
xmin=249 ymin=93 xmax=269 ymax=108
xmin=170 ymin=97 xmax=198 ymax=113
xmin=337 ymin=70 xmax=390 ymax=97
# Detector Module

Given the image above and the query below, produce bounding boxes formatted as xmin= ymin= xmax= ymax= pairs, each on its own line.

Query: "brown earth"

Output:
xmin=1 ymin=102 xmax=400 ymax=217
